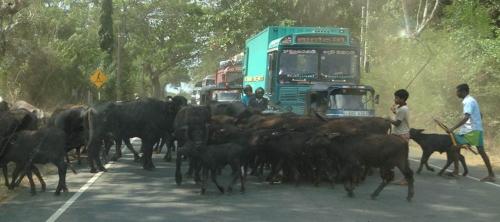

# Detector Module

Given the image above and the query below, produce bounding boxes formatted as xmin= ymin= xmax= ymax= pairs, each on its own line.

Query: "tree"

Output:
xmin=126 ymin=0 xmax=201 ymax=98
xmin=400 ymin=0 xmax=440 ymax=38
xmin=99 ymin=0 xmax=114 ymax=55
xmin=0 ymin=0 xmax=28 ymax=56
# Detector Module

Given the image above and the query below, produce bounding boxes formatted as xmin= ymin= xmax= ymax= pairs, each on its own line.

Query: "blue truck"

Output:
xmin=243 ymin=26 xmax=377 ymax=117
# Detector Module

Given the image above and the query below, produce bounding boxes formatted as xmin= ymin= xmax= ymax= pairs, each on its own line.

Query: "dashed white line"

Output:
xmin=409 ymin=158 xmax=500 ymax=188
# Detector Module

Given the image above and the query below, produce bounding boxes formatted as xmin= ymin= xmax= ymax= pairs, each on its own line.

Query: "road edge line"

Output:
xmin=409 ymin=158 xmax=500 ymax=188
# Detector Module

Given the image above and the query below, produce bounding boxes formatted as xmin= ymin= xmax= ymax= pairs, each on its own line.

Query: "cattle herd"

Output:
xmin=0 ymin=97 xmax=469 ymax=202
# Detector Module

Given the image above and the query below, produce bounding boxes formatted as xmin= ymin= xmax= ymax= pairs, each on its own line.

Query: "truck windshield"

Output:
xmin=328 ymin=89 xmax=373 ymax=110
xmin=320 ymin=50 xmax=357 ymax=81
xmin=211 ymin=90 xmax=241 ymax=102
xmin=279 ymin=49 xmax=357 ymax=83
xmin=279 ymin=49 xmax=318 ymax=81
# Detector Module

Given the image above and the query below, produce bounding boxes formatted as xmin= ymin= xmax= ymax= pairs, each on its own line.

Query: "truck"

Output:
xmin=243 ymin=26 xmax=377 ymax=118
xmin=215 ymin=53 xmax=244 ymax=88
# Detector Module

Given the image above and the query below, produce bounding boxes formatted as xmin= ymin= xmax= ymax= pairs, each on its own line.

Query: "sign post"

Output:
xmin=90 ymin=69 xmax=108 ymax=101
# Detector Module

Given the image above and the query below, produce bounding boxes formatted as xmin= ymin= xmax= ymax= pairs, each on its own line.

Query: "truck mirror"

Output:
xmin=374 ymin=94 xmax=380 ymax=104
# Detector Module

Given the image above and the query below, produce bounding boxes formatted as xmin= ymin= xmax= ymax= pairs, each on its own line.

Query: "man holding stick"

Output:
xmin=447 ymin=83 xmax=495 ymax=182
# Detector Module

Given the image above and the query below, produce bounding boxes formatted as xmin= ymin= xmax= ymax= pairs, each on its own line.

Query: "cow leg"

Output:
xmin=201 ymin=167 xmax=209 ymax=194
xmin=32 ymin=166 xmax=46 ymax=192
xmin=267 ymin=159 xmax=283 ymax=183
xmin=398 ymin=161 xmax=415 ymax=202
xmin=423 ymin=152 xmax=435 ymax=172
xmin=54 ymin=161 xmax=68 ymax=195
xmin=87 ymin=140 xmax=102 ymax=173
xmin=418 ymin=151 xmax=433 ymax=173
xmin=175 ymin=150 xmax=183 ymax=186
xmin=153 ymin=140 xmax=160 ymax=153
xmin=124 ymin=139 xmax=140 ymax=162
xmin=194 ymin=160 xmax=202 ymax=185
xmin=2 ymin=166 xmax=9 ymax=188
xmin=186 ymin=159 xmax=194 ymax=178
xmin=371 ymin=168 xmax=393 ymax=200
xmin=9 ymin=164 xmax=23 ymax=190
xmin=103 ymin=138 xmax=113 ymax=162
xmin=240 ymin=165 xmax=246 ymax=193
xmin=76 ymin=146 xmax=82 ymax=165
xmin=211 ymin=169 xmax=224 ymax=193
xmin=438 ymin=153 xmax=456 ymax=176
xmin=110 ymin=139 xmax=122 ymax=161
xmin=341 ymin=167 xmax=355 ymax=197
xmin=227 ymin=160 xmax=242 ymax=193
xmin=25 ymin=168 xmax=36 ymax=195
xmin=458 ymin=153 xmax=468 ymax=176
xmin=163 ymin=137 xmax=174 ymax=162
xmin=65 ymin=153 xmax=71 ymax=164
xmin=142 ymin=140 xmax=155 ymax=170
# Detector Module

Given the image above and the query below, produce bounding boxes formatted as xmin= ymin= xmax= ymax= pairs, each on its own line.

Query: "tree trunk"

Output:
xmin=150 ymin=73 xmax=162 ymax=98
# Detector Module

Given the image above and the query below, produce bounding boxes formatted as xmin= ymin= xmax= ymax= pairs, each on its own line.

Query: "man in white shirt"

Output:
xmin=448 ymin=84 xmax=495 ymax=182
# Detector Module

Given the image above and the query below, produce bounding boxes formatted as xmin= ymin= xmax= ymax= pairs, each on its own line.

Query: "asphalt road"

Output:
xmin=1 ymin=143 xmax=500 ymax=222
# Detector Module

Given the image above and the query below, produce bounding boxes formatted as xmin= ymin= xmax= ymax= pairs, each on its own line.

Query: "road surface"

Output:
xmin=1 ymin=143 xmax=499 ymax=222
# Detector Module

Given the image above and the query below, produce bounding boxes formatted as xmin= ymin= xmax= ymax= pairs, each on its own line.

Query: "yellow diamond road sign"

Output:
xmin=90 ymin=69 xmax=108 ymax=88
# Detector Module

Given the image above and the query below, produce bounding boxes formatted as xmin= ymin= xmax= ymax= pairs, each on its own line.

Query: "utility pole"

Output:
xmin=116 ymin=31 xmax=122 ymax=101
xmin=360 ymin=5 xmax=366 ymax=69
xmin=116 ymin=2 xmax=127 ymax=101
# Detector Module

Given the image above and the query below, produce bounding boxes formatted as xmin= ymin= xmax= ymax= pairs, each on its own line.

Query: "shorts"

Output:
xmin=454 ymin=130 xmax=484 ymax=150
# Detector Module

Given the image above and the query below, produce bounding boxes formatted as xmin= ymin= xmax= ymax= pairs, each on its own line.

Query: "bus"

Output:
xmin=243 ymin=26 xmax=377 ymax=117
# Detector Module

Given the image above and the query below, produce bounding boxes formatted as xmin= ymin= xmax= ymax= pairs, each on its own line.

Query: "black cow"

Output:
xmin=85 ymin=98 xmax=182 ymax=172
xmin=1 ymin=128 xmax=69 ymax=195
xmin=0 ymin=110 xmax=39 ymax=188
xmin=174 ymin=105 xmax=211 ymax=185
xmin=49 ymin=106 xmax=87 ymax=164
xmin=179 ymin=142 xmax=246 ymax=194
xmin=410 ymin=128 xmax=468 ymax=176
xmin=308 ymin=133 xmax=415 ymax=201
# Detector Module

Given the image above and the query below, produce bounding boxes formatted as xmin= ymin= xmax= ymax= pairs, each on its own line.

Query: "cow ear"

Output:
xmin=417 ymin=129 xmax=425 ymax=133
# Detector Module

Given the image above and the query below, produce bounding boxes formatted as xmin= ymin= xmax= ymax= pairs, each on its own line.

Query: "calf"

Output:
xmin=179 ymin=142 xmax=245 ymax=194
xmin=409 ymin=128 xmax=468 ymax=176
xmin=1 ymin=128 xmax=69 ymax=195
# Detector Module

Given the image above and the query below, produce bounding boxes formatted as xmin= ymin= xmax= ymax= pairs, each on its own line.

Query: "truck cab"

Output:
xmin=243 ymin=26 xmax=376 ymax=118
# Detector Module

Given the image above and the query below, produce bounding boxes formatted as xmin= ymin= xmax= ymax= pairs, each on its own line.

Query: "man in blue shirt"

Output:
xmin=448 ymin=84 xmax=495 ymax=182
xmin=241 ymin=85 xmax=253 ymax=107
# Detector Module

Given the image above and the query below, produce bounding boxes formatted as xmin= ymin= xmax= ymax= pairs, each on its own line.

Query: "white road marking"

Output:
xmin=409 ymin=158 xmax=500 ymax=188
xmin=46 ymin=146 xmax=128 ymax=222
